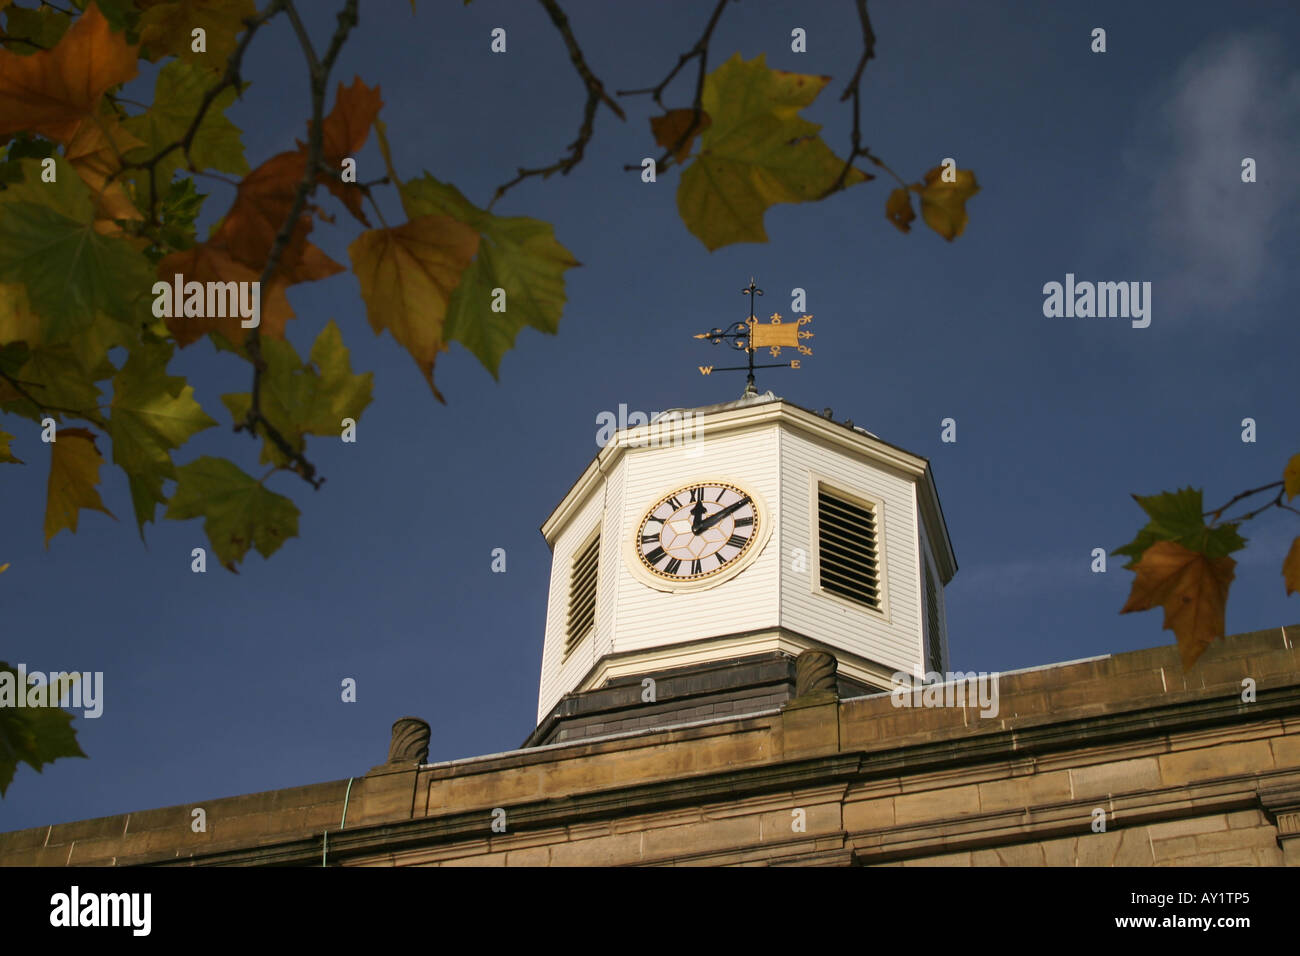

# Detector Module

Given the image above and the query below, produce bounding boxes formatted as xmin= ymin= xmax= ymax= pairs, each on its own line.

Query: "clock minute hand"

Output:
xmin=696 ymin=496 xmax=751 ymax=535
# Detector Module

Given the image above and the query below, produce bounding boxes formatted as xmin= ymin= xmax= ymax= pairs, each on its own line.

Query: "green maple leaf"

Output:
xmin=0 ymin=198 xmax=153 ymax=340
xmin=122 ymin=60 xmax=249 ymax=186
xmin=397 ymin=173 xmax=579 ymax=378
xmin=220 ymin=320 xmax=372 ymax=466
xmin=1113 ymin=487 xmax=1248 ymax=568
xmin=0 ymin=343 xmax=104 ymax=425
xmin=676 ymin=53 xmax=870 ymax=251
xmin=2 ymin=6 xmax=72 ymax=54
xmin=107 ymin=341 xmax=218 ymax=535
xmin=164 ymin=456 xmax=300 ymax=571
xmin=0 ymin=662 xmax=87 ymax=798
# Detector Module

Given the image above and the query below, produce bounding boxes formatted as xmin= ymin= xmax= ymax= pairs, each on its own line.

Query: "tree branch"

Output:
xmin=106 ymin=1 xmax=285 ymax=225
xmin=237 ymin=0 xmax=359 ymax=490
xmin=1206 ymin=481 xmax=1284 ymax=523
xmin=616 ymin=0 xmax=730 ymax=175
xmin=488 ymin=0 xmax=625 ymax=209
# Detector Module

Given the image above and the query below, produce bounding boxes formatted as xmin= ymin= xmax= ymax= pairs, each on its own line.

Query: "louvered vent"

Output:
xmin=565 ymin=532 xmax=600 ymax=654
xmin=817 ymin=486 xmax=880 ymax=609
xmin=925 ymin=560 xmax=942 ymax=672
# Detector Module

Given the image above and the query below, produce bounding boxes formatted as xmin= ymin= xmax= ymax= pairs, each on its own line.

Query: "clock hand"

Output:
xmin=690 ymin=500 xmax=707 ymax=534
xmin=695 ymin=496 xmax=751 ymax=535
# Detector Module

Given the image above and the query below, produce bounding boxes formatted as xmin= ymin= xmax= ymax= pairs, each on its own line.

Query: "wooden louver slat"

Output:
xmin=817 ymin=487 xmax=880 ymax=609
xmin=565 ymin=534 xmax=600 ymax=652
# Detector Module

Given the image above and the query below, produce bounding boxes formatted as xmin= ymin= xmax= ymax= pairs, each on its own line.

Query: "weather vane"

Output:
xmin=693 ymin=278 xmax=813 ymax=395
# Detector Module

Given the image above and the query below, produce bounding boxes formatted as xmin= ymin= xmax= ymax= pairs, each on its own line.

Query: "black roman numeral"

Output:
xmin=690 ymin=559 xmax=702 ymax=575
xmin=641 ymin=533 xmax=659 ymax=545
xmin=727 ymin=534 xmax=747 ymax=549
xmin=689 ymin=486 xmax=704 ymax=502
xmin=667 ymin=495 xmax=683 ymax=510
xmin=715 ymin=488 xmax=726 ymax=502
xmin=644 ymin=546 xmax=666 ymax=565
xmin=734 ymin=516 xmax=753 ymax=527
xmin=664 ymin=557 xmax=682 ymax=575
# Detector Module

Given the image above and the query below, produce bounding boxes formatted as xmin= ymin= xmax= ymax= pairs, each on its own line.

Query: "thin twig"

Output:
xmin=0 ymin=370 xmax=98 ymax=421
xmin=820 ymin=0 xmax=901 ymax=196
xmin=238 ymin=0 xmax=359 ymax=490
xmin=616 ymin=0 xmax=730 ymax=175
xmin=488 ymin=0 xmax=625 ymax=209
xmin=1206 ymin=481 xmax=1283 ymax=522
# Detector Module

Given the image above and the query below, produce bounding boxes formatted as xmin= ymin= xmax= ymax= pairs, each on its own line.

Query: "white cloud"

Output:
xmin=1129 ymin=34 xmax=1300 ymax=311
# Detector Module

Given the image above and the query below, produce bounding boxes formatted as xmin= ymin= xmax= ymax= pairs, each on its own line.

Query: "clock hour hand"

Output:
xmin=695 ymin=496 xmax=750 ymax=535
xmin=690 ymin=499 xmax=707 ymax=534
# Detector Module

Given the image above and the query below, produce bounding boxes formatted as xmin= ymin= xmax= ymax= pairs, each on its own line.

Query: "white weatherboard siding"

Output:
xmin=778 ymin=427 xmax=921 ymax=681
xmin=611 ymin=426 xmax=782 ymax=657
xmin=538 ymin=481 xmax=610 ymax=722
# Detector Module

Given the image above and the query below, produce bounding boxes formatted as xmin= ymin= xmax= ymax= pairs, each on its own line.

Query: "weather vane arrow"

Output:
xmin=693 ymin=277 xmax=813 ymax=394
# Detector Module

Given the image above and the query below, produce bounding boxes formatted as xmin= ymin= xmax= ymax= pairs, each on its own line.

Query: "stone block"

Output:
xmin=1158 ymin=741 xmax=1274 ymax=786
xmin=893 ymin=784 xmax=981 ymax=826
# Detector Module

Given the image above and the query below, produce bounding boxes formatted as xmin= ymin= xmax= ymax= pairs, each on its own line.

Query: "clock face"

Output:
xmin=636 ymin=482 xmax=759 ymax=581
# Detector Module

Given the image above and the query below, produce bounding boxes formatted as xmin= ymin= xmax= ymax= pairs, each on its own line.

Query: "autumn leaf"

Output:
xmin=0 ymin=661 xmax=87 ymax=797
xmin=911 ymin=165 xmax=980 ymax=241
xmin=0 ymin=2 xmax=138 ymax=143
xmin=676 ymin=53 xmax=869 ymax=251
xmin=1120 ymin=540 xmax=1235 ymax=669
xmin=0 ymin=281 xmax=42 ymax=346
xmin=0 ymin=427 xmax=21 ymax=463
xmin=121 ymin=59 xmax=249 ymax=185
xmin=220 ymin=320 xmax=372 ymax=466
xmin=63 ymin=112 xmax=146 ymax=228
xmin=164 ymin=456 xmax=300 ymax=571
xmin=155 ymin=243 xmax=295 ymax=348
xmin=651 ymin=109 xmax=711 ymax=164
xmin=0 ymin=343 xmax=104 ymax=424
xmin=885 ymin=186 xmax=915 ymax=233
xmin=303 ymin=76 xmax=383 ymax=225
xmin=1284 ymin=537 xmax=1300 ymax=597
xmin=137 ymin=0 xmax=255 ymax=69
xmin=1113 ymin=487 xmax=1247 ymax=568
xmin=0 ymin=157 xmax=154 ymax=339
xmin=2 ymin=5 xmax=72 ymax=53
xmin=1284 ymin=454 xmax=1300 ymax=501
xmin=107 ymin=341 xmax=218 ymax=535
xmin=44 ymin=426 xmax=114 ymax=547
xmin=347 ymin=210 xmax=480 ymax=400
xmin=207 ymin=149 xmax=343 ymax=284
xmin=398 ymin=173 xmax=578 ymax=381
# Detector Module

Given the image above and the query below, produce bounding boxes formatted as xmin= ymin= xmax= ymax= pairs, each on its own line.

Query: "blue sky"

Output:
xmin=2 ymin=0 xmax=1298 ymax=832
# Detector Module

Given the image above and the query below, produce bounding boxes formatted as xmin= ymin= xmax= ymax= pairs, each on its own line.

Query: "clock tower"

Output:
xmin=525 ymin=389 xmax=956 ymax=746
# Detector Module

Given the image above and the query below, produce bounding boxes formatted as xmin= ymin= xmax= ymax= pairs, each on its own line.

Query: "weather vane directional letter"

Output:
xmin=693 ymin=277 xmax=813 ymax=394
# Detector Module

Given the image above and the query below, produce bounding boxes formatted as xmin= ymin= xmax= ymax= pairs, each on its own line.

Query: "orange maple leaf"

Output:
xmin=64 ymin=114 xmax=145 ymax=230
xmin=1120 ymin=540 xmax=1236 ymax=669
xmin=0 ymin=3 xmax=138 ymax=143
xmin=156 ymin=244 xmax=295 ymax=348
xmin=299 ymin=76 xmax=384 ymax=225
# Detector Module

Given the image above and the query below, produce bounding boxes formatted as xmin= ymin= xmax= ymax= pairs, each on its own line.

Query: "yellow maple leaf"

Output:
xmin=1120 ymin=540 xmax=1235 ymax=669
xmin=912 ymin=165 xmax=980 ymax=241
xmin=885 ymin=186 xmax=915 ymax=234
xmin=348 ymin=215 xmax=480 ymax=402
xmin=1284 ymin=536 xmax=1300 ymax=597
xmin=137 ymin=0 xmax=256 ymax=68
xmin=44 ymin=426 xmax=114 ymax=547
xmin=1283 ymin=453 xmax=1300 ymax=501
xmin=0 ymin=2 xmax=138 ymax=143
